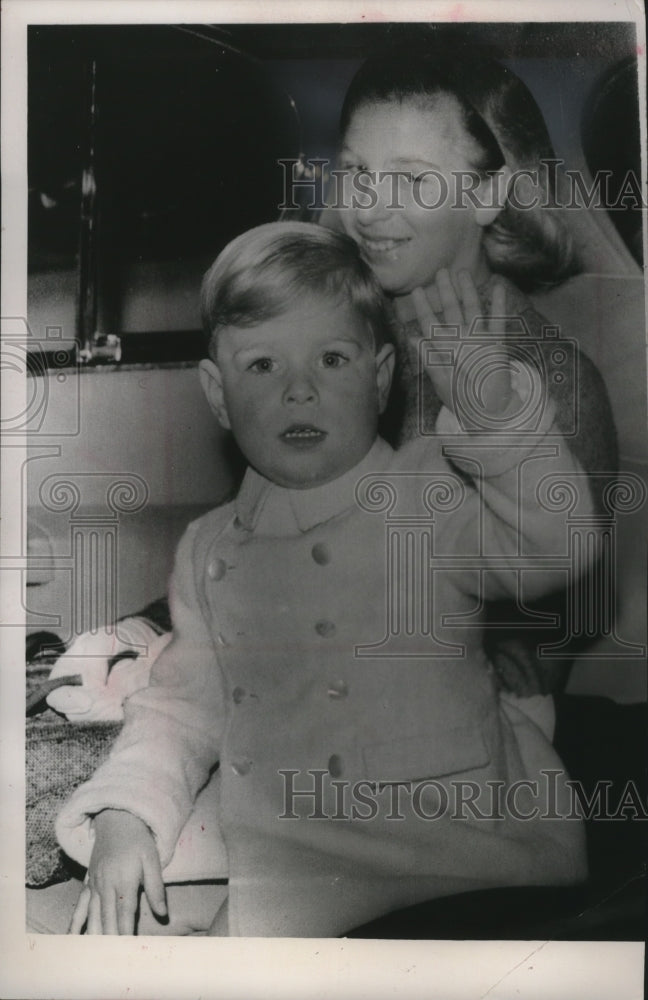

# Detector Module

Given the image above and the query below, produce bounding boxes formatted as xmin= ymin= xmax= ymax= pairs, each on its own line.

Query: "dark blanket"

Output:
xmin=26 ymin=664 xmax=121 ymax=887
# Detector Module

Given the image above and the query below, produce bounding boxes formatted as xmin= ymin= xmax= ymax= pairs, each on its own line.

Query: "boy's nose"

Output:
xmin=283 ymin=375 xmax=318 ymax=405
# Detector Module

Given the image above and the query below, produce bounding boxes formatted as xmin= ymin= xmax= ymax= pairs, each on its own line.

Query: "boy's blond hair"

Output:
xmin=200 ymin=221 xmax=391 ymax=360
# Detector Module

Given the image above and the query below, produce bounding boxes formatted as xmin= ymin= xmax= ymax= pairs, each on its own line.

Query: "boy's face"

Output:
xmin=200 ymin=295 xmax=394 ymax=489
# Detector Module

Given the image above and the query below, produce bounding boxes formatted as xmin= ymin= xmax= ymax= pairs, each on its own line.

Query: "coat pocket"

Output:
xmin=362 ymin=725 xmax=491 ymax=783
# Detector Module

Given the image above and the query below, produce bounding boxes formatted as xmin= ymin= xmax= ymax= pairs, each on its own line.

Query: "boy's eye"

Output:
xmin=320 ymin=352 xmax=349 ymax=369
xmin=248 ymin=357 xmax=278 ymax=374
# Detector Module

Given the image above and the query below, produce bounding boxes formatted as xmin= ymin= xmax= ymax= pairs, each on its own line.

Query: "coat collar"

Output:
xmin=235 ymin=438 xmax=394 ymax=533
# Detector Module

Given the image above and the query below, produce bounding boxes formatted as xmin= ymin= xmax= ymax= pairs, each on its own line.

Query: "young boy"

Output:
xmin=56 ymin=222 xmax=591 ymax=937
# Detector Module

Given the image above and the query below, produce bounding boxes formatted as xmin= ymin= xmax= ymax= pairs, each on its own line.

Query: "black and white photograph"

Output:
xmin=1 ymin=1 xmax=646 ymax=997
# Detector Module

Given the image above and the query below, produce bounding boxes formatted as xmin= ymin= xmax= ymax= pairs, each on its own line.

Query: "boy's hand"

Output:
xmin=69 ymin=809 xmax=167 ymax=935
xmin=410 ymin=269 xmax=513 ymax=426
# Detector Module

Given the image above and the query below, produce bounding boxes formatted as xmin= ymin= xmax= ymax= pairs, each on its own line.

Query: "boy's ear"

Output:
xmin=375 ymin=343 xmax=396 ymax=414
xmin=199 ymin=359 xmax=231 ymax=429
xmin=474 ymin=165 xmax=513 ymax=228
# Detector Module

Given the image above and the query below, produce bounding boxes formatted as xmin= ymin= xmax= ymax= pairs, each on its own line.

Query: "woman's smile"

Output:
xmin=340 ymin=97 xmax=489 ymax=295
xmin=355 ymin=232 xmax=413 ymax=259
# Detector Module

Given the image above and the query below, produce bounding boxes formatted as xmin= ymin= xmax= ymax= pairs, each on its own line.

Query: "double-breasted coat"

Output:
xmin=58 ymin=406 xmax=591 ymax=936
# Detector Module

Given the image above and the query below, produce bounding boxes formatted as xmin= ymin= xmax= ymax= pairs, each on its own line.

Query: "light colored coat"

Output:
xmin=57 ymin=405 xmax=591 ymax=936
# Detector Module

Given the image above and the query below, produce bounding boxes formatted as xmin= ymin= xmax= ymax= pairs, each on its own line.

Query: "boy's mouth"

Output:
xmin=280 ymin=425 xmax=327 ymax=448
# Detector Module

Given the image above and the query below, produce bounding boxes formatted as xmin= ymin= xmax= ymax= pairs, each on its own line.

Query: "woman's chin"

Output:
xmin=364 ymin=257 xmax=433 ymax=298
xmin=368 ymin=265 xmax=415 ymax=297
xmin=381 ymin=275 xmax=426 ymax=298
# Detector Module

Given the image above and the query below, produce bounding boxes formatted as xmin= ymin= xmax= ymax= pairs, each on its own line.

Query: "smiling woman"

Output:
xmin=337 ymin=41 xmax=578 ymax=296
xmin=338 ymin=96 xmax=505 ymax=295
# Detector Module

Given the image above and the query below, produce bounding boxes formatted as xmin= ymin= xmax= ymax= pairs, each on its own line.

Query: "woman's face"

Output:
xmin=339 ymin=96 xmax=491 ymax=296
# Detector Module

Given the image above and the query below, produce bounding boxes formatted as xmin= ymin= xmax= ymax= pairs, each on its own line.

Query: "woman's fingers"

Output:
xmin=456 ymin=270 xmax=482 ymax=326
xmin=423 ymin=282 xmax=443 ymax=315
xmin=461 ymin=276 xmax=511 ymax=417
xmin=410 ymin=287 xmax=455 ymax=411
xmin=435 ymin=268 xmax=464 ymax=327
xmin=413 ymin=270 xmax=520 ymax=422
xmin=410 ymin=286 xmax=439 ymax=332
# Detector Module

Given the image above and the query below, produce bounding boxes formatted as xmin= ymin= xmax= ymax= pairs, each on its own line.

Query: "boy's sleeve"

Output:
xmin=435 ymin=397 xmax=598 ymax=602
xmin=55 ymin=517 xmax=228 ymax=872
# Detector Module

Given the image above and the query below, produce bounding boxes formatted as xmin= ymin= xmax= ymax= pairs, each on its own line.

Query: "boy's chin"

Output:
xmin=255 ymin=459 xmax=353 ymax=491
xmin=267 ymin=468 xmax=340 ymax=490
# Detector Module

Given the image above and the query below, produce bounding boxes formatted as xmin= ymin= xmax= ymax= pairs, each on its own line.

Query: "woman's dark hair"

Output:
xmin=581 ymin=56 xmax=642 ymax=265
xmin=340 ymin=43 xmax=579 ymax=291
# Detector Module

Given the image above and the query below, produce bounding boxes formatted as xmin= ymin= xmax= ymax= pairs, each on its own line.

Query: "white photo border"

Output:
xmin=2 ymin=2 xmax=646 ymax=998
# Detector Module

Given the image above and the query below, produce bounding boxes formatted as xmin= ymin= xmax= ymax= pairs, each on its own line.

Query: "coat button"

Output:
xmin=315 ymin=620 xmax=336 ymax=638
xmin=231 ymin=758 xmax=252 ymax=776
xmin=232 ymin=686 xmax=245 ymax=704
xmin=207 ymin=558 xmax=227 ymax=581
xmin=327 ymin=680 xmax=348 ymax=699
xmin=327 ymin=754 xmax=343 ymax=778
xmin=311 ymin=542 xmax=331 ymax=565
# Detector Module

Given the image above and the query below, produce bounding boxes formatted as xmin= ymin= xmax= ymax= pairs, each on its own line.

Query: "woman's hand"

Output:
xmin=409 ymin=268 xmax=513 ymax=427
xmin=69 ymin=809 xmax=167 ymax=934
